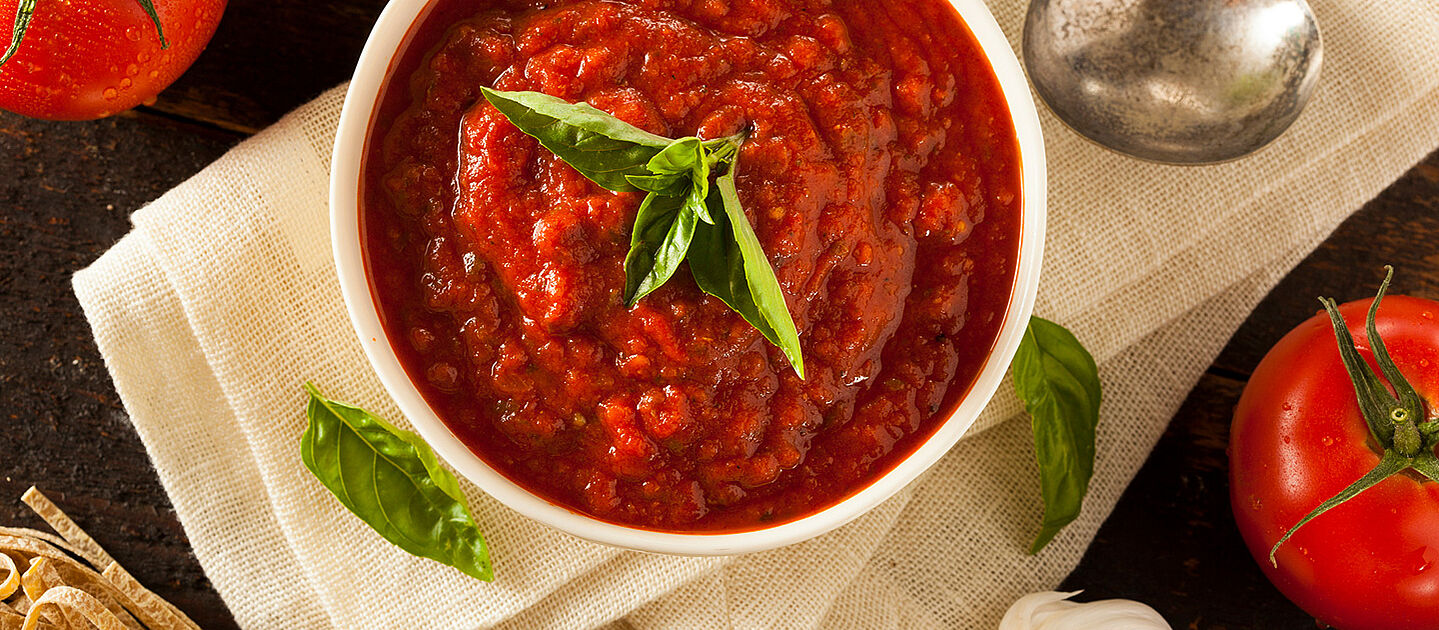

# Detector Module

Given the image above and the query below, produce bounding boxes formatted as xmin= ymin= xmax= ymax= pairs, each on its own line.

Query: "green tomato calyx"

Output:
xmin=1268 ymin=266 xmax=1439 ymax=567
xmin=2 ymin=0 xmax=168 ymax=69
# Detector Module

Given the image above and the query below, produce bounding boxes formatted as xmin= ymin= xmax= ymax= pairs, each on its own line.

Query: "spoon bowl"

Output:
xmin=1023 ymin=0 xmax=1323 ymax=164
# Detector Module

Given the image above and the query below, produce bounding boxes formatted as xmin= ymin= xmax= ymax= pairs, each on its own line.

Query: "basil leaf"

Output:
xmin=299 ymin=384 xmax=493 ymax=581
xmin=625 ymin=136 xmax=715 ymax=197
xmin=686 ymin=150 xmax=714 ymax=225
xmin=624 ymin=191 xmax=699 ymax=307
xmin=646 ymin=136 xmax=715 ymax=224
xmin=688 ymin=161 xmax=805 ymax=377
xmin=478 ymin=92 xmax=804 ymax=375
xmin=1012 ymin=317 xmax=1101 ymax=554
xmin=646 ymin=136 xmax=704 ymax=174
xmin=480 ymin=88 xmax=671 ymax=192
xmin=625 ymin=172 xmax=691 ymax=197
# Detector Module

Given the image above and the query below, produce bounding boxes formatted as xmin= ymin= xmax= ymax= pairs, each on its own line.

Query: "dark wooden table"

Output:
xmin=1 ymin=2 xmax=1435 ymax=628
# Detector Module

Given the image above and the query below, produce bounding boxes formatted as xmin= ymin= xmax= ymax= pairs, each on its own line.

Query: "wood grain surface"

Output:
xmin=0 ymin=1 xmax=1436 ymax=627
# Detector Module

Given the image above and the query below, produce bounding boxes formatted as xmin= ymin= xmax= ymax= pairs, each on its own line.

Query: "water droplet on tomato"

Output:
xmin=148 ymin=70 xmax=159 ymax=79
xmin=1423 ymin=311 xmax=1433 ymax=320
xmin=124 ymin=26 xmax=141 ymax=41
xmin=1282 ymin=402 xmax=1293 ymax=411
xmin=1407 ymin=547 xmax=1433 ymax=574
xmin=1321 ymin=435 xmax=1335 ymax=447
xmin=119 ymin=78 xmax=132 ymax=89
xmin=1420 ymin=359 xmax=1431 ymax=368
xmin=126 ymin=64 xmax=139 ymax=77
xmin=102 ymin=88 xmax=118 ymax=101
xmin=1250 ymin=495 xmax=1262 ymax=511
xmin=137 ymin=51 xmax=151 ymax=63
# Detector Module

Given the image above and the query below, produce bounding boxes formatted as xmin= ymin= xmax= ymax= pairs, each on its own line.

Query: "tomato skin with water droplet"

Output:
xmin=1231 ymin=295 xmax=1439 ymax=630
xmin=0 ymin=0 xmax=226 ymax=120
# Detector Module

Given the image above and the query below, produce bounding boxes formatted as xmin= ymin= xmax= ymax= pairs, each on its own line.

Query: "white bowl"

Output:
xmin=331 ymin=0 xmax=1046 ymax=555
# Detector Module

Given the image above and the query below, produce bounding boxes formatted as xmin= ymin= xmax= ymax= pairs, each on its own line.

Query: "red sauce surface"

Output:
xmin=362 ymin=0 xmax=1021 ymax=532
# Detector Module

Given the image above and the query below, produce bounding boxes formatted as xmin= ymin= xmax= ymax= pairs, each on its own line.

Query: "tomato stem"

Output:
xmin=1269 ymin=449 xmax=1411 ymax=566
xmin=1413 ymin=452 xmax=1439 ymax=483
xmin=1420 ymin=419 xmax=1439 ymax=442
xmin=1272 ymin=267 xmax=1435 ymax=563
xmin=0 ymin=0 xmax=167 ymax=70
xmin=1364 ymin=267 xmax=1427 ymax=422
xmin=1320 ymin=295 xmax=1400 ymax=445
xmin=132 ymin=0 xmax=168 ymax=50
xmin=0 ymin=0 xmax=37 ymax=67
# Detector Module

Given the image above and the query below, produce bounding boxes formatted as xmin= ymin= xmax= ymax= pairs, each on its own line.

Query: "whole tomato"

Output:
xmin=0 ymin=0 xmax=226 ymax=120
xmin=1230 ymin=272 xmax=1439 ymax=630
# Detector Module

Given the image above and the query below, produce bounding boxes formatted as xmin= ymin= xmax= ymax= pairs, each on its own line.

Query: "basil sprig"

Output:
xmin=299 ymin=384 xmax=493 ymax=581
xmin=480 ymin=88 xmax=804 ymax=377
xmin=1012 ymin=316 xmax=1102 ymax=553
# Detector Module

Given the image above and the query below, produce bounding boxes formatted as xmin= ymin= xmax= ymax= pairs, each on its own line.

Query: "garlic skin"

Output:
xmin=999 ymin=591 xmax=1172 ymax=630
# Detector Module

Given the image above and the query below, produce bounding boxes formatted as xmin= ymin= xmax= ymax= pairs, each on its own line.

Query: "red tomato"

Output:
xmin=0 ymin=0 xmax=226 ymax=120
xmin=1231 ymin=294 xmax=1439 ymax=630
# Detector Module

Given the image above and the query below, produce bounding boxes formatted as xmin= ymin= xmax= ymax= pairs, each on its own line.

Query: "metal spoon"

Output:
xmin=1022 ymin=0 xmax=1323 ymax=164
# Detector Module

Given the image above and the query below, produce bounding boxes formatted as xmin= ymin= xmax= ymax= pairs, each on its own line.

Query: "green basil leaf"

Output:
xmin=691 ymin=132 xmax=745 ymax=224
xmin=684 ymin=165 xmax=714 ymax=225
xmin=624 ymin=191 xmax=699 ymax=307
xmin=480 ymin=88 xmax=671 ymax=192
xmin=299 ymin=384 xmax=493 ymax=581
xmin=625 ymin=172 xmax=691 ymax=197
xmin=479 ymin=93 xmax=803 ymax=375
xmin=688 ymin=161 xmax=805 ymax=378
xmin=646 ymin=136 xmax=704 ymax=174
xmin=646 ymin=136 xmax=715 ymax=224
xmin=625 ymin=135 xmax=717 ymax=197
xmin=1012 ymin=317 xmax=1101 ymax=554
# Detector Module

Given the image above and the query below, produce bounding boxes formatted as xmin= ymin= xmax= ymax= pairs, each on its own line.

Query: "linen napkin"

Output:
xmin=72 ymin=1 xmax=1439 ymax=628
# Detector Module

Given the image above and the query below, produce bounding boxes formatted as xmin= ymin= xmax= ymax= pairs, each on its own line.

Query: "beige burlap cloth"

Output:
xmin=71 ymin=1 xmax=1439 ymax=628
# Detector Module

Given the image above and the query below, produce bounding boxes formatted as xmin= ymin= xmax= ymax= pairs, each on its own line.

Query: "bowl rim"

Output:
xmin=330 ymin=0 xmax=1046 ymax=556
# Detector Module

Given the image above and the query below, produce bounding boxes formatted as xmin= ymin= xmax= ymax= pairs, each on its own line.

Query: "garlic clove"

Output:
xmin=999 ymin=591 xmax=1172 ymax=630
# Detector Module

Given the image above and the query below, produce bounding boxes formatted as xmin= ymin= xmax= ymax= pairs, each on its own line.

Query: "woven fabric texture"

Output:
xmin=71 ymin=0 xmax=1439 ymax=627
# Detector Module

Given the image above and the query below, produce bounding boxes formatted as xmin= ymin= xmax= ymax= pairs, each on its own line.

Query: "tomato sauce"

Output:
xmin=362 ymin=0 xmax=1021 ymax=532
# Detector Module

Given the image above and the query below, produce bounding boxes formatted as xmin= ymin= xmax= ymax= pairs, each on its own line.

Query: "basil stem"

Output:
xmin=299 ymin=384 xmax=493 ymax=581
xmin=1013 ymin=316 xmax=1102 ymax=553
